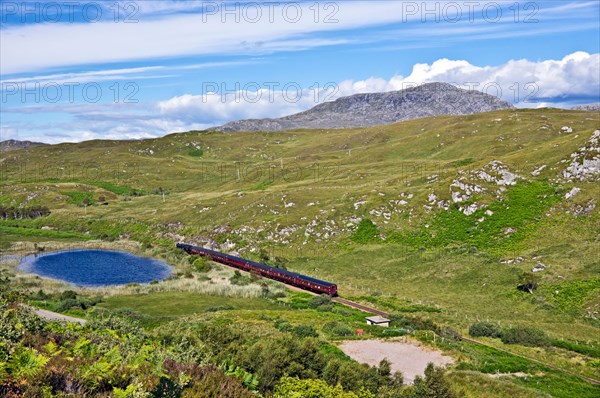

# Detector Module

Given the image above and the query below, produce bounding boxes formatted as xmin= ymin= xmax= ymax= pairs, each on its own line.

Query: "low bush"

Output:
xmin=230 ymin=271 xmax=254 ymax=286
xmin=469 ymin=321 xmax=502 ymax=338
xmin=391 ymin=315 xmax=440 ymax=333
xmin=293 ymin=324 xmax=319 ymax=339
xmin=323 ymin=321 xmax=354 ymax=337
xmin=501 ymin=325 xmax=550 ymax=347
xmin=274 ymin=320 xmax=293 ymax=333
xmin=309 ymin=294 xmax=333 ymax=311
xmin=439 ymin=326 xmax=462 ymax=341
xmin=205 ymin=305 xmax=234 ymax=313
xmin=193 ymin=257 xmax=211 ymax=273
xmin=187 ymin=148 xmax=204 ymax=157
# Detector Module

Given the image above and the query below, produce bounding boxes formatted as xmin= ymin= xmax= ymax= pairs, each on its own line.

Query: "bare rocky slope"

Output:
xmin=215 ymin=82 xmax=514 ymax=132
xmin=0 ymin=139 xmax=48 ymax=152
xmin=572 ymin=103 xmax=600 ymax=111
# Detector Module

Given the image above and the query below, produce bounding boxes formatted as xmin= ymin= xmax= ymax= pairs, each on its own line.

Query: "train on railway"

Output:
xmin=176 ymin=243 xmax=338 ymax=296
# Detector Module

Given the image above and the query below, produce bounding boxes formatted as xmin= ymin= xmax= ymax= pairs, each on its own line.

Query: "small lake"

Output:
xmin=18 ymin=249 xmax=172 ymax=287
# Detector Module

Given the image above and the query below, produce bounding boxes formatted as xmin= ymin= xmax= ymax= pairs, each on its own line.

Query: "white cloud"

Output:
xmin=0 ymin=1 xmax=417 ymax=74
xmin=0 ymin=126 xmax=19 ymax=141
xmin=157 ymin=52 xmax=600 ymax=127
xmin=0 ymin=61 xmax=260 ymax=87
xmin=157 ymin=85 xmax=340 ymax=124
xmin=4 ymin=52 xmax=599 ymax=143
xmin=6 ymin=1 xmax=595 ymax=75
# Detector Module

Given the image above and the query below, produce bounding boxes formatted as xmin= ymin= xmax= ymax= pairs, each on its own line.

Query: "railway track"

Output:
xmin=332 ymin=296 xmax=600 ymax=386
xmin=333 ymin=297 xmax=391 ymax=317
xmin=187 ymin=244 xmax=600 ymax=386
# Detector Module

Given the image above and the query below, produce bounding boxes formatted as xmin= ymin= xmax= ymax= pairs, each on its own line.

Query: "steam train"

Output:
xmin=176 ymin=243 xmax=338 ymax=296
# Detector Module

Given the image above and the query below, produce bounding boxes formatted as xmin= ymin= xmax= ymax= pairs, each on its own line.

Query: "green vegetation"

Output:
xmin=1 ymin=108 xmax=599 ymax=397
xmin=393 ymin=181 xmax=562 ymax=255
xmin=500 ymin=326 xmax=551 ymax=347
xmin=424 ymin=334 xmax=600 ymax=398
xmin=187 ymin=148 xmax=204 ymax=157
xmin=192 ymin=256 xmax=211 ymax=272
xmin=552 ymin=339 xmax=600 ymax=359
xmin=30 ymin=289 xmax=102 ymax=313
xmin=411 ymin=363 xmax=457 ymax=398
xmin=0 ymin=298 xmax=254 ymax=397
xmin=65 ymin=191 xmax=96 ymax=206
xmin=100 ymin=291 xmax=282 ymax=322
xmin=230 ymin=270 xmax=256 ymax=286
xmin=546 ymin=278 xmax=600 ymax=315
xmin=0 ymin=225 xmax=91 ymax=240
xmin=352 ymin=296 xmax=441 ymax=314
xmin=0 ymin=206 xmax=50 ymax=220
xmin=83 ymin=181 xmax=134 ymax=195
xmin=248 ymin=180 xmax=274 ymax=191
xmin=323 ymin=321 xmax=355 ymax=337
xmin=275 ymin=377 xmax=375 ymax=397
xmin=351 ymin=219 xmax=380 ymax=244
xmin=469 ymin=322 xmax=503 ymax=338
xmin=310 ymin=294 xmax=334 ymax=311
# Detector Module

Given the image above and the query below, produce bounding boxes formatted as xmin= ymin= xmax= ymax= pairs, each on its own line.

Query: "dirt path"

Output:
xmin=25 ymin=306 xmax=87 ymax=326
xmin=338 ymin=339 xmax=454 ymax=384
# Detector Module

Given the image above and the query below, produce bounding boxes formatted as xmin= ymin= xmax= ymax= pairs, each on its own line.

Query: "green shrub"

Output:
xmin=309 ymin=294 xmax=333 ymax=311
xmin=391 ymin=315 xmax=440 ymax=332
xmin=60 ymin=290 xmax=77 ymax=300
xmin=501 ymin=325 xmax=550 ymax=347
xmin=193 ymin=257 xmax=211 ymax=273
xmin=323 ymin=321 xmax=354 ymax=337
xmin=293 ymin=324 xmax=318 ymax=339
xmin=469 ymin=322 xmax=502 ymax=338
xmin=412 ymin=363 xmax=456 ymax=398
xmin=351 ymin=219 xmax=380 ymax=244
xmin=274 ymin=320 xmax=293 ymax=333
xmin=205 ymin=305 xmax=234 ymax=312
xmin=230 ymin=270 xmax=253 ymax=286
xmin=52 ymin=294 xmax=101 ymax=312
xmin=188 ymin=148 xmax=204 ymax=157
xmin=439 ymin=326 xmax=461 ymax=341
xmin=274 ymin=376 xmax=372 ymax=398
xmin=553 ymin=339 xmax=600 ymax=358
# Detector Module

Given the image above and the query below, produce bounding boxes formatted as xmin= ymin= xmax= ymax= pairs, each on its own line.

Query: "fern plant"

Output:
xmin=8 ymin=347 xmax=49 ymax=379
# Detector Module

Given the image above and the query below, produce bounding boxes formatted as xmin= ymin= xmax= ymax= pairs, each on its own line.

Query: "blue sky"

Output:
xmin=1 ymin=0 xmax=599 ymax=143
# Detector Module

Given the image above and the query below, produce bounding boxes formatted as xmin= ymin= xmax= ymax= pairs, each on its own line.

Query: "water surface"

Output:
xmin=18 ymin=249 xmax=172 ymax=287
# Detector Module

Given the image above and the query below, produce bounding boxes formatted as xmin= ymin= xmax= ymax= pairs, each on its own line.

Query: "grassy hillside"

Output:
xmin=1 ymin=108 xmax=599 ymax=396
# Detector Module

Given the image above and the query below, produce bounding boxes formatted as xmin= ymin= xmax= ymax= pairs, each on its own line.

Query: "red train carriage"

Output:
xmin=177 ymin=243 xmax=337 ymax=296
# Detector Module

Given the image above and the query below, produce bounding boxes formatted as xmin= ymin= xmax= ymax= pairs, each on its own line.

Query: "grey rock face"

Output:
xmin=214 ymin=82 xmax=514 ymax=132
xmin=0 ymin=140 xmax=48 ymax=152
xmin=571 ymin=103 xmax=600 ymax=111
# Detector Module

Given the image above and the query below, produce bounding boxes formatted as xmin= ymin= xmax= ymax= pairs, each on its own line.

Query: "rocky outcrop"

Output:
xmin=214 ymin=82 xmax=514 ymax=132
xmin=0 ymin=139 xmax=48 ymax=152
xmin=571 ymin=103 xmax=600 ymax=111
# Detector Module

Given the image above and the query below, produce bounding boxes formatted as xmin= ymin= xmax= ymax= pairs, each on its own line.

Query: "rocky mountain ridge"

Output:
xmin=215 ymin=82 xmax=515 ymax=132
xmin=0 ymin=139 xmax=48 ymax=152
xmin=572 ymin=103 xmax=600 ymax=111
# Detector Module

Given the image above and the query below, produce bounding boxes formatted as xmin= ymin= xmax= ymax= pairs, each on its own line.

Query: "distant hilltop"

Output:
xmin=214 ymin=82 xmax=515 ymax=132
xmin=571 ymin=103 xmax=600 ymax=111
xmin=0 ymin=139 xmax=48 ymax=152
